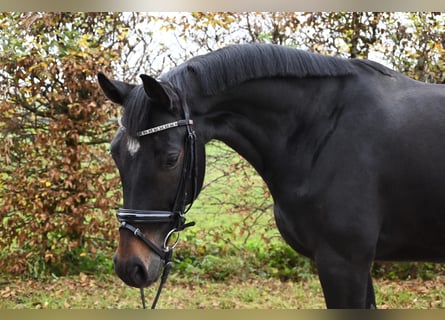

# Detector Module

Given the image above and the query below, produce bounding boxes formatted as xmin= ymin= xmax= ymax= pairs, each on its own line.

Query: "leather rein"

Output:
xmin=116 ymin=102 xmax=198 ymax=309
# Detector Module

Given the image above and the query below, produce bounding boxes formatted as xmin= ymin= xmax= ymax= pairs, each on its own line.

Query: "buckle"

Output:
xmin=163 ymin=228 xmax=180 ymax=251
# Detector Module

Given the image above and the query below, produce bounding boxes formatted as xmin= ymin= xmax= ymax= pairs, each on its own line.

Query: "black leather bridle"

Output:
xmin=116 ymin=100 xmax=198 ymax=309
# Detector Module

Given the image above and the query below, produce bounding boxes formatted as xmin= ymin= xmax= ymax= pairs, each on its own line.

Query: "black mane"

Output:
xmin=125 ymin=44 xmax=381 ymax=135
xmin=161 ymin=43 xmax=357 ymax=96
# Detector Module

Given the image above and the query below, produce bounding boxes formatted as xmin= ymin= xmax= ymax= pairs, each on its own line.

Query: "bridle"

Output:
xmin=116 ymin=99 xmax=198 ymax=309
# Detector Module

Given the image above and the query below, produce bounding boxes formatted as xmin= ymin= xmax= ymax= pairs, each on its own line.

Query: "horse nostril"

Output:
xmin=131 ymin=259 xmax=149 ymax=285
xmin=114 ymin=256 xmax=151 ymax=288
xmin=114 ymin=254 xmax=162 ymax=288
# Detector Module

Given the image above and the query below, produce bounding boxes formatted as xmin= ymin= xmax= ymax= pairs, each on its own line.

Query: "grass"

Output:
xmin=1 ymin=273 xmax=444 ymax=309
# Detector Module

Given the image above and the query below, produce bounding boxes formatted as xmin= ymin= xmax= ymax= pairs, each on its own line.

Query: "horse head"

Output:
xmin=98 ymin=72 xmax=205 ymax=288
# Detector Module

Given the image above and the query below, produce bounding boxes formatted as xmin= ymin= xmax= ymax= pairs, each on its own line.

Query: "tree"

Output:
xmin=0 ymin=12 xmax=129 ymax=275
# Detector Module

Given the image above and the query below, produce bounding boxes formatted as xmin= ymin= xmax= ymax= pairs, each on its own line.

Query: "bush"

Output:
xmin=0 ymin=13 xmax=124 ymax=276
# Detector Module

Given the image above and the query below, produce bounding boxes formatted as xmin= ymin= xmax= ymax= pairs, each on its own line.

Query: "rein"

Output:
xmin=116 ymin=102 xmax=198 ymax=309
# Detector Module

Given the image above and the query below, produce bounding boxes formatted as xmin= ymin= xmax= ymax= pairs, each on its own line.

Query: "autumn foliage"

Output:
xmin=0 ymin=13 xmax=126 ymax=275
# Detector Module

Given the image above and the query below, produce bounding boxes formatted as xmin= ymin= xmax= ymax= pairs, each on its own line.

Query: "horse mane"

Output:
xmin=125 ymin=44 xmax=386 ymax=136
xmin=160 ymin=43 xmax=357 ymax=96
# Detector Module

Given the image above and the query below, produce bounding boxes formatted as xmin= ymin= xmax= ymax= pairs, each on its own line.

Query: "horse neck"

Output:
xmin=192 ymin=77 xmax=348 ymax=185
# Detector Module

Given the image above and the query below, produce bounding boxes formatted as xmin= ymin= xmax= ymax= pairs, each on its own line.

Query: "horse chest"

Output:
xmin=272 ymin=197 xmax=326 ymax=258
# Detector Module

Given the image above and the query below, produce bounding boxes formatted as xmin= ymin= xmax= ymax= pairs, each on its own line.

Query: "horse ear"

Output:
xmin=97 ymin=72 xmax=135 ymax=105
xmin=140 ymin=74 xmax=170 ymax=107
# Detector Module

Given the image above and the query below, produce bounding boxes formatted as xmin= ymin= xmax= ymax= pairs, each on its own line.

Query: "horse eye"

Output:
xmin=164 ymin=153 xmax=180 ymax=169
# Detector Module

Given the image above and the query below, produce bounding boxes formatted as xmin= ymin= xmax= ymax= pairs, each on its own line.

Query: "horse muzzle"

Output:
xmin=113 ymin=252 xmax=163 ymax=288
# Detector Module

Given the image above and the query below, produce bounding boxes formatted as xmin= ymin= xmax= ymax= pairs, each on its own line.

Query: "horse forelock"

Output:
xmin=123 ymin=85 xmax=151 ymax=138
xmin=122 ymin=82 xmax=184 ymax=138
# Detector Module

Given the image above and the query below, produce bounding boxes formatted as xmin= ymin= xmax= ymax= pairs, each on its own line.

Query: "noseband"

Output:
xmin=116 ymin=101 xmax=198 ymax=309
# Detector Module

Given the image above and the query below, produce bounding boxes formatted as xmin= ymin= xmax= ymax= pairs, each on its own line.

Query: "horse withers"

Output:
xmin=98 ymin=44 xmax=445 ymax=308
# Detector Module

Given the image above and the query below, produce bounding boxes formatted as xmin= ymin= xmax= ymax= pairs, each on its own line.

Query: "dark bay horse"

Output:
xmin=98 ymin=43 xmax=445 ymax=308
